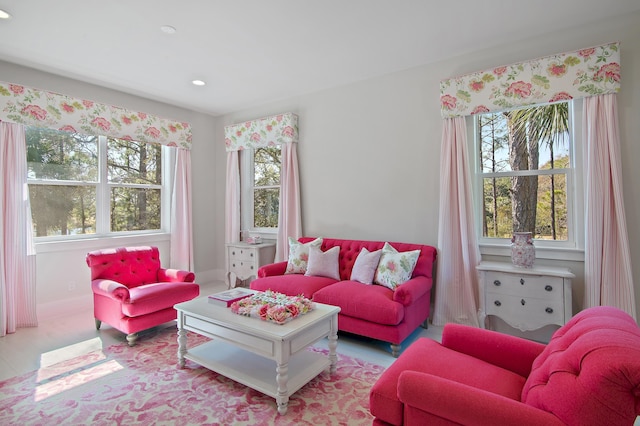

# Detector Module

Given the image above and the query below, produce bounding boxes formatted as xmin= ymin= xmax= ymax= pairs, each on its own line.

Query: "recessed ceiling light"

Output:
xmin=0 ymin=9 xmax=11 ymax=19
xmin=160 ymin=25 xmax=176 ymax=34
xmin=192 ymin=80 xmax=206 ymax=86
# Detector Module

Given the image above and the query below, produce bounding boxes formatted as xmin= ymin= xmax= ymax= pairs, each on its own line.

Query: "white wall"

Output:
xmin=217 ymin=10 xmax=640 ymax=317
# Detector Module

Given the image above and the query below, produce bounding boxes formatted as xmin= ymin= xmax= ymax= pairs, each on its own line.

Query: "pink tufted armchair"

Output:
xmin=370 ymin=306 xmax=640 ymax=425
xmin=86 ymin=246 xmax=200 ymax=346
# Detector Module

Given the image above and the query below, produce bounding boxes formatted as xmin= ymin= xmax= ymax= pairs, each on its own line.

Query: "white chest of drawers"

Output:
xmin=226 ymin=242 xmax=276 ymax=288
xmin=477 ymin=261 xmax=574 ymax=332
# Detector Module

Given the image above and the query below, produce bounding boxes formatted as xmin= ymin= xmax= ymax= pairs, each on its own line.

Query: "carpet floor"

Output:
xmin=0 ymin=326 xmax=385 ymax=425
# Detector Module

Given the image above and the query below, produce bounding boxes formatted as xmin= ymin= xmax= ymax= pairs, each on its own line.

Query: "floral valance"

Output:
xmin=440 ymin=42 xmax=621 ymax=118
xmin=0 ymin=81 xmax=192 ymax=149
xmin=224 ymin=112 xmax=298 ymax=151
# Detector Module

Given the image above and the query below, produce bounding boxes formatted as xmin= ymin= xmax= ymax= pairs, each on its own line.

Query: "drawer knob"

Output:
xmin=250 ymin=253 xmax=254 ymax=257
xmin=545 ymin=307 xmax=554 ymax=314
xmin=494 ymin=300 xmax=501 ymax=307
xmin=493 ymin=280 xmax=501 ymax=286
xmin=520 ymin=278 xmax=525 ymax=285
xmin=232 ymin=263 xmax=236 ymax=267
xmin=232 ymin=251 xmax=236 ymax=255
xmin=545 ymin=285 xmax=553 ymax=292
xmin=250 ymin=266 xmax=254 ymax=270
xmin=521 ymin=299 xmax=526 ymax=306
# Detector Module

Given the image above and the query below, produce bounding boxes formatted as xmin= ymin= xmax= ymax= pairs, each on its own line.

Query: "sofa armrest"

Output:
xmin=398 ymin=371 xmax=564 ymax=426
xmin=91 ymin=279 xmax=130 ymax=302
xmin=442 ymin=323 xmax=546 ymax=377
xmin=393 ymin=276 xmax=432 ymax=306
xmin=258 ymin=261 xmax=288 ymax=278
xmin=158 ymin=268 xmax=195 ymax=283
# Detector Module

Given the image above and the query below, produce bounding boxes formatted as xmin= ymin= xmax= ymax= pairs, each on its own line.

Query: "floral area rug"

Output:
xmin=0 ymin=326 xmax=385 ymax=425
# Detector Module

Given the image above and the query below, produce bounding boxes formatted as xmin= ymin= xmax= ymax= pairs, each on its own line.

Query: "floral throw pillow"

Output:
xmin=305 ymin=245 xmax=341 ymax=280
xmin=374 ymin=242 xmax=421 ymax=290
xmin=350 ymin=247 xmax=382 ymax=284
xmin=285 ymin=237 xmax=323 ymax=274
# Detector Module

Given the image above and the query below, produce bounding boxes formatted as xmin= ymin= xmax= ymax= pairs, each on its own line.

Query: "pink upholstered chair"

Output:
xmin=370 ymin=306 xmax=640 ymax=426
xmin=86 ymin=246 xmax=200 ymax=346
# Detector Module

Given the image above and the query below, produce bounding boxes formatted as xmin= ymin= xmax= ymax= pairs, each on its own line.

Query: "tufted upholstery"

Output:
xmin=251 ymin=237 xmax=437 ymax=356
xmin=370 ymin=306 xmax=640 ymax=426
xmin=297 ymin=237 xmax=436 ymax=281
xmin=86 ymin=246 xmax=199 ymax=346
xmin=521 ymin=306 xmax=640 ymax=425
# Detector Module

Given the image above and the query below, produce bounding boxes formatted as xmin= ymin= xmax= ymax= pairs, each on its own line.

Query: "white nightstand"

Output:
xmin=226 ymin=242 xmax=276 ymax=288
xmin=477 ymin=261 xmax=574 ymax=332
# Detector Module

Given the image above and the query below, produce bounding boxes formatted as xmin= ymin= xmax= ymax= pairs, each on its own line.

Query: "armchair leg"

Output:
xmin=95 ymin=319 xmax=102 ymax=330
xmin=391 ymin=343 xmax=401 ymax=358
xmin=126 ymin=333 xmax=139 ymax=347
xmin=421 ymin=319 xmax=429 ymax=329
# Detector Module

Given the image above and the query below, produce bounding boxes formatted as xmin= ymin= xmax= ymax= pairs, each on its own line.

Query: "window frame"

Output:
xmin=26 ymin=128 xmax=174 ymax=242
xmin=469 ymin=100 xmax=585 ymax=262
xmin=240 ymin=146 xmax=281 ymax=239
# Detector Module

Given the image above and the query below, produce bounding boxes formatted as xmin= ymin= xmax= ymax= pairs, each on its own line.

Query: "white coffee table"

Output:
xmin=174 ymin=295 xmax=340 ymax=415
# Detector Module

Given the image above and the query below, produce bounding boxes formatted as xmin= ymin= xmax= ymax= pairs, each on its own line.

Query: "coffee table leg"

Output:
xmin=276 ymin=362 xmax=289 ymax=415
xmin=328 ymin=315 xmax=338 ymax=374
xmin=177 ymin=322 xmax=187 ymax=368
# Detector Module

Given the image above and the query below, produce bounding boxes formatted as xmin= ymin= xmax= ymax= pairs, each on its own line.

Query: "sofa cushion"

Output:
xmin=350 ymin=248 xmax=382 ymax=284
xmin=374 ymin=242 xmax=421 ymax=290
xmin=122 ymin=282 xmax=200 ymax=317
xmin=305 ymin=245 xmax=340 ymax=280
xmin=250 ymin=274 xmax=337 ymax=299
xmin=285 ymin=237 xmax=322 ymax=274
xmin=313 ymin=280 xmax=404 ymax=326
xmin=370 ymin=337 xmax=527 ymax=426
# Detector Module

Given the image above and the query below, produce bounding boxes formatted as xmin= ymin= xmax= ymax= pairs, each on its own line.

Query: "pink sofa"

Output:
xmin=86 ymin=246 xmax=200 ymax=346
xmin=250 ymin=237 xmax=438 ymax=356
xmin=369 ymin=306 xmax=640 ymax=426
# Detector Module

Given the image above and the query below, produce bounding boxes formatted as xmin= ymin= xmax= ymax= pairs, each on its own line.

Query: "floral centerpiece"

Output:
xmin=230 ymin=290 xmax=314 ymax=325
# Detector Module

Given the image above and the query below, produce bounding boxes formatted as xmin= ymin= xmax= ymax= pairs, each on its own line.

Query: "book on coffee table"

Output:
xmin=208 ymin=288 xmax=255 ymax=307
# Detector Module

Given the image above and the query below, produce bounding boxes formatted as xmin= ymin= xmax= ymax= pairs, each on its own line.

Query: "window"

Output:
xmin=472 ymin=100 xmax=583 ymax=252
xmin=26 ymin=126 xmax=170 ymax=239
xmin=241 ymin=146 xmax=281 ymax=234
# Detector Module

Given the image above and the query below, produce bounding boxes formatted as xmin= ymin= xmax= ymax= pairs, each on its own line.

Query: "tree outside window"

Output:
xmin=26 ymin=126 xmax=164 ymax=238
xmin=476 ymin=101 xmax=571 ymax=241
xmin=252 ymin=146 xmax=281 ymax=229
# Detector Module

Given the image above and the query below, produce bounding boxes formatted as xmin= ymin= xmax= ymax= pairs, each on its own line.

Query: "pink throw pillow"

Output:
xmin=350 ymin=247 xmax=382 ymax=284
xmin=305 ymin=246 xmax=340 ymax=280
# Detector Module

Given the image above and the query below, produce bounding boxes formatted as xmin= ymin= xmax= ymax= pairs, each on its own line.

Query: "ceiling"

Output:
xmin=1 ymin=1 xmax=639 ymax=117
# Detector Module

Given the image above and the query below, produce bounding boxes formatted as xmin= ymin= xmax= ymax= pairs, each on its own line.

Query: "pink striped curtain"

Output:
xmin=432 ymin=117 xmax=481 ymax=327
xmin=275 ymin=142 xmax=302 ymax=262
xmin=225 ymin=151 xmax=241 ymax=243
xmin=0 ymin=121 xmax=37 ymax=336
xmin=583 ymin=94 xmax=636 ymax=317
xmin=170 ymin=148 xmax=194 ymax=271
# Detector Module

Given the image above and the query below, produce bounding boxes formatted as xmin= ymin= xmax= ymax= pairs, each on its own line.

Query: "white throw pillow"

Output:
xmin=350 ymin=247 xmax=382 ymax=284
xmin=285 ymin=237 xmax=323 ymax=274
xmin=305 ymin=245 xmax=341 ymax=280
xmin=374 ymin=242 xmax=421 ymax=290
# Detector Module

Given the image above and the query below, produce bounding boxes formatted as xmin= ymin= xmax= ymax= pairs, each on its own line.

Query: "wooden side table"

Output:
xmin=477 ymin=261 xmax=574 ymax=332
xmin=226 ymin=241 xmax=276 ymax=288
